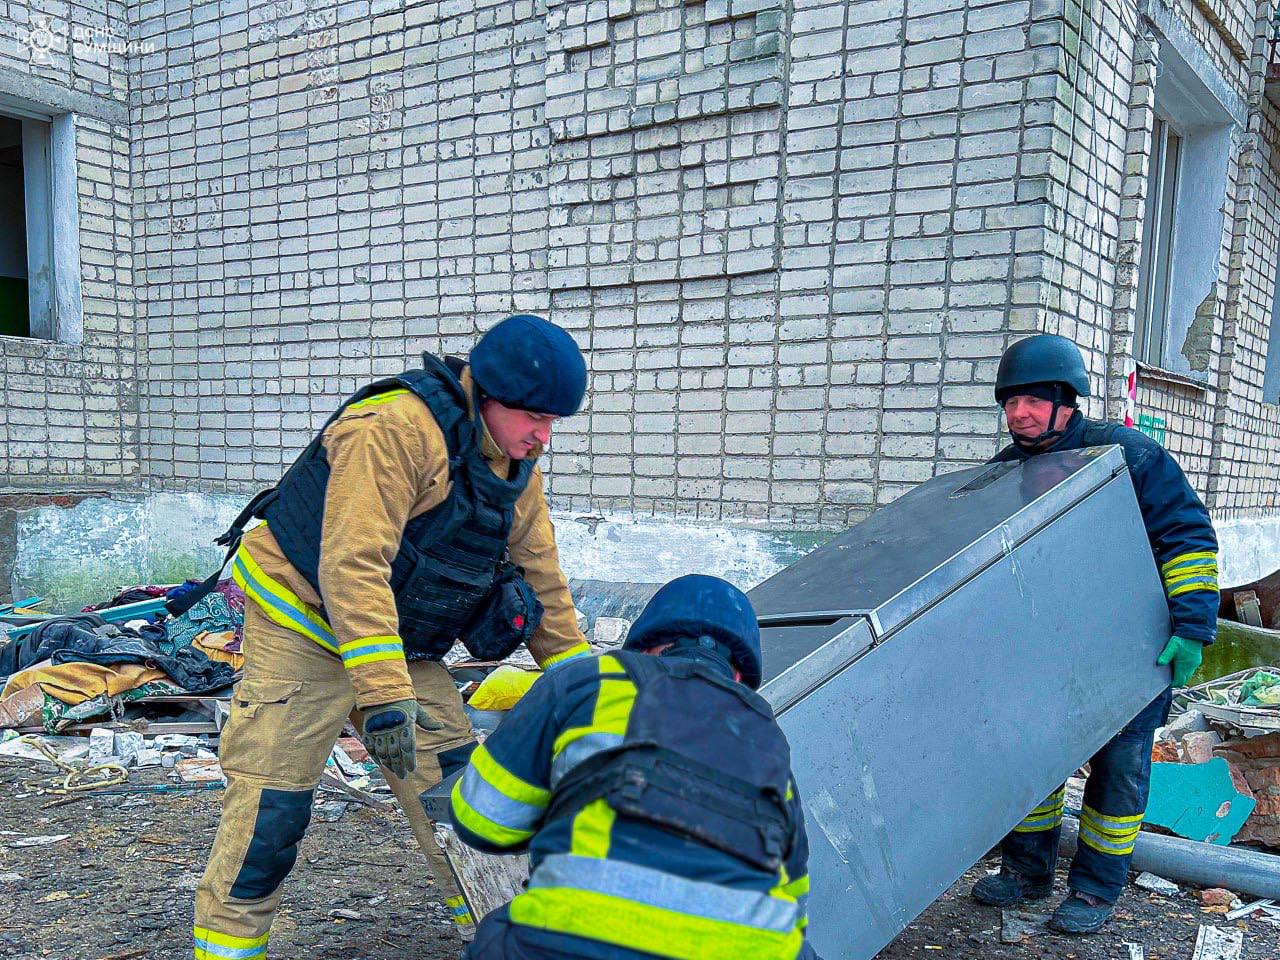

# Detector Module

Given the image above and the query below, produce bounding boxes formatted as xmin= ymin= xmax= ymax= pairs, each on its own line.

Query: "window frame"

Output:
xmin=1134 ymin=116 xmax=1182 ymax=368
xmin=0 ymin=98 xmax=82 ymax=345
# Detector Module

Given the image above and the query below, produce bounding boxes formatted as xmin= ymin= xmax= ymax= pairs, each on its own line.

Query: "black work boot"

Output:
xmin=1047 ymin=891 xmax=1114 ymax=934
xmin=970 ymin=868 xmax=1054 ymax=906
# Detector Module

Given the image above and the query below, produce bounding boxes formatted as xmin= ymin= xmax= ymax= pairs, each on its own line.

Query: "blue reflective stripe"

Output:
xmin=193 ymin=937 xmax=268 ymax=960
xmin=1078 ymin=824 xmax=1135 ymax=855
xmin=340 ymin=641 xmax=402 ymax=663
xmin=528 ymin=853 xmax=799 ymax=934
xmin=1167 ymin=575 xmax=1217 ymax=590
xmin=458 ymin=765 xmax=546 ymax=833
xmin=550 ymin=732 xmax=624 ymax=789
xmin=232 ymin=555 xmax=338 ymax=651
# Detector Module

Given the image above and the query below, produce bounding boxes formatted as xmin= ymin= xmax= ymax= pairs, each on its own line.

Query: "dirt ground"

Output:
xmin=0 ymin=759 xmax=1275 ymax=960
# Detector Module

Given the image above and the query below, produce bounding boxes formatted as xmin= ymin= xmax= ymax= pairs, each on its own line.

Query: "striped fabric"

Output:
xmin=451 ymin=742 xmax=552 ymax=847
xmin=1160 ymin=551 xmax=1218 ymax=600
xmin=192 ymin=927 xmax=269 ymax=960
xmin=1012 ymin=787 xmax=1066 ymax=834
xmin=1078 ymin=805 xmax=1143 ymax=857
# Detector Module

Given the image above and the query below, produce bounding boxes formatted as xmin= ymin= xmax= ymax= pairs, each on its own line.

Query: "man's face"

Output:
xmin=480 ymin=399 xmax=557 ymax=460
xmin=1003 ymin=394 xmax=1074 ymax=443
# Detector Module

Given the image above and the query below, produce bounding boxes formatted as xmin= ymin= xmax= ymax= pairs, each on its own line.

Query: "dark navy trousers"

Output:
xmin=1001 ymin=689 xmax=1172 ymax=902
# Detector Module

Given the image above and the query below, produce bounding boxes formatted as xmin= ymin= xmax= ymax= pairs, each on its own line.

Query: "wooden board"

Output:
xmin=433 ymin=822 xmax=529 ymax=922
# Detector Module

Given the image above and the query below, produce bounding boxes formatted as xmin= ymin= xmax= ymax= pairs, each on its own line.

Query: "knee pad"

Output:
xmin=230 ymin=788 xmax=314 ymax=899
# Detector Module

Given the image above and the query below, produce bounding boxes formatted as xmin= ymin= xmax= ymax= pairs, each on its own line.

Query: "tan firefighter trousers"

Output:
xmin=193 ymin=601 xmax=476 ymax=960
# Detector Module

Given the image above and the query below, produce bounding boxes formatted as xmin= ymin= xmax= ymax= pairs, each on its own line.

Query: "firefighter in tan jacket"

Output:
xmin=193 ymin=315 xmax=592 ymax=960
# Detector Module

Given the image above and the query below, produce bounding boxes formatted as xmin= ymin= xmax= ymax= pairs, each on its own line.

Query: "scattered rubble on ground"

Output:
xmin=1154 ymin=666 xmax=1280 ymax=849
xmin=5 ymin=579 xmax=1280 ymax=957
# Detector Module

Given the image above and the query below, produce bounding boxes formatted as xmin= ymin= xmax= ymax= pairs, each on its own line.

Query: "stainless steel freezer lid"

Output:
xmin=753 ymin=445 xmax=1129 ymax=693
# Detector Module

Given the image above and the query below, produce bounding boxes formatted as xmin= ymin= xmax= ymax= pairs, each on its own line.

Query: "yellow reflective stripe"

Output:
xmin=1160 ymin=551 xmax=1216 ymax=575
xmin=780 ymin=874 xmax=809 ymax=899
xmin=1013 ymin=820 xmax=1061 ymax=833
xmin=1078 ymin=829 xmax=1137 ymax=856
xmin=1164 ymin=564 xmax=1218 ymax=580
xmin=471 ymin=742 xmax=551 ymax=808
xmin=1081 ymin=806 xmax=1143 ymax=830
xmin=339 ymin=634 xmax=406 ymax=669
xmin=509 ymin=887 xmax=803 ymax=960
xmin=232 ymin=549 xmax=338 ymax=654
xmin=348 ymin=388 xmax=409 ymax=410
xmin=1026 ymin=799 xmax=1065 ymax=816
xmin=192 ymin=926 xmax=269 ymax=960
xmin=1078 ymin=812 xmax=1140 ymax=855
xmin=570 ymin=797 xmax=616 ymax=859
xmin=540 ymin=641 xmax=592 ymax=669
xmin=552 ymin=656 xmax=637 ymax=758
xmin=445 ymin=894 xmax=474 ymax=926
xmin=1168 ymin=580 xmax=1219 ymax=598
xmin=451 ymin=775 xmax=536 ymax=847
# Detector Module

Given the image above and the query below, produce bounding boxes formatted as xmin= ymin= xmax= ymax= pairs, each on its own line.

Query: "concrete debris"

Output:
xmin=590 ymin=616 xmax=631 ymax=648
xmin=88 ymin=727 xmax=115 ymax=765
xmin=1189 ymin=924 xmax=1244 ymax=960
xmin=328 ymin=908 xmax=369 ymax=922
xmin=312 ymin=800 xmax=349 ymax=823
xmin=1183 ymin=730 xmax=1223 ymax=764
xmin=1134 ymin=871 xmax=1181 ymax=897
xmin=133 ymin=748 xmax=163 ymax=768
xmin=998 ymin=907 xmax=1050 ymax=943
xmin=1161 ymin=708 xmax=1211 ymax=740
xmin=1224 ymin=897 xmax=1275 ymax=920
xmin=8 ymin=834 xmax=70 ymax=847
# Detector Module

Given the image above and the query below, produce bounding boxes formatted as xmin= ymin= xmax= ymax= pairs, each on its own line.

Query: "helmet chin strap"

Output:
xmin=1010 ymin=384 xmax=1072 ymax=450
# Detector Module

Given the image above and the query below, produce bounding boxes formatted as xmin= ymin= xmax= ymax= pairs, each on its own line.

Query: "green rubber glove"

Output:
xmin=1157 ymin=635 xmax=1204 ymax=688
xmin=360 ymin=699 xmax=444 ymax=780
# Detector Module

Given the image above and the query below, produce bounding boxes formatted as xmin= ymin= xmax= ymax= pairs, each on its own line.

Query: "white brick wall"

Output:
xmin=0 ymin=2 xmax=139 ymax=488
xmin=3 ymin=0 xmax=1280 ymax=528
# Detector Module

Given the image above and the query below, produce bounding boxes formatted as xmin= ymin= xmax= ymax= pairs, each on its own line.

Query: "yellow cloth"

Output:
xmin=194 ymin=631 xmax=246 ymax=670
xmin=237 ymin=364 xmax=587 ymax=707
xmin=468 ymin=665 xmax=542 ymax=711
xmin=2 ymin=660 xmax=167 ymax=705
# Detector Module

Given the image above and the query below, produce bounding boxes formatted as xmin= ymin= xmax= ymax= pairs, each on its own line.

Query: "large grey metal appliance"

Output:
xmin=752 ymin=445 xmax=1171 ymax=959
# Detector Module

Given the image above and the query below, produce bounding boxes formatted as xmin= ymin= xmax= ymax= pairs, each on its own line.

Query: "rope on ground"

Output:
xmin=20 ymin=736 xmax=129 ymax=795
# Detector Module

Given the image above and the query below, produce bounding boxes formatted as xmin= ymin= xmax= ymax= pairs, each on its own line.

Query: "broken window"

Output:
xmin=0 ymin=106 xmax=81 ymax=343
xmin=1134 ymin=118 xmax=1181 ymax=366
xmin=0 ymin=114 xmax=30 ymax=337
xmin=1126 ymin=16 xmax=1239 ymax=381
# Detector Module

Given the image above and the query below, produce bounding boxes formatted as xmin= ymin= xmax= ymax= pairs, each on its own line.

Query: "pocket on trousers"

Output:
xmin=234 ymin=677 xmax=304 ymax=717
xmin=219 ymin=676 xmax=309 ymax=782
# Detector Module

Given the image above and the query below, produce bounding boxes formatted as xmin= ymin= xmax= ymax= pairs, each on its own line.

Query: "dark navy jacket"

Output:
xmin=992 ymin=412 xmax=1219 ymax=643
xmin=450 ymin=650 xmax=813 ymax=960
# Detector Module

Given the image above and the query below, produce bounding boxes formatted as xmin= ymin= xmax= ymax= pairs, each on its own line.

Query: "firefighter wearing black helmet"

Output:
xmin=970 ymin=334 xmax=1218 ymax=934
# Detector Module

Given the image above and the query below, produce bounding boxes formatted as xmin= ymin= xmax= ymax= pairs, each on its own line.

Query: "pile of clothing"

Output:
xmin=0 ymin=580 xmax=244 ymax=733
